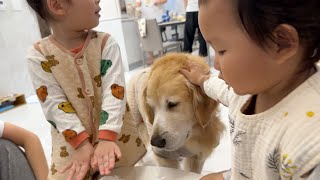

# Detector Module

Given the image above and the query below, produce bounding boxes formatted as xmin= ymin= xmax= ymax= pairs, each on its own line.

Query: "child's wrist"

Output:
xmin=98 ymin=130 xmax=118 ymax=141
xmin=76 ymin=139 xmax=90 ymax=149
xmin=98 ymin=139 xmax=112 ymax=142
xmin=97 ymin=139 xmax=117 ymax=146
xmin=69 ymin=131 xmax=90 ymax=149
xmin=200 ymin=74 xmax=210 ymax=92
xmin=200 ymin=74 xmax=210 ymax=85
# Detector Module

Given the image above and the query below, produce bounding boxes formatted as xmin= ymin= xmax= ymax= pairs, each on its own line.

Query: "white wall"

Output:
xmin=0 ymin=0 xmax=41 ymax=97
xmin=99 ymin=0 xmax=122 ymax=21
xmin=97 ymin=0 xmax=143 ymax=71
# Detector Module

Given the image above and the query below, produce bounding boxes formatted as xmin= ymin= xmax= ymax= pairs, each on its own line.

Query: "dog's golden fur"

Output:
xmin=127 ymin=53 xmax=225 ymax=173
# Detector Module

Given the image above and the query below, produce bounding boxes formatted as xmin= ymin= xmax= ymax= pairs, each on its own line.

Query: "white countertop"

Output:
xmin=99 ymin=166 xmax=203 ymax=180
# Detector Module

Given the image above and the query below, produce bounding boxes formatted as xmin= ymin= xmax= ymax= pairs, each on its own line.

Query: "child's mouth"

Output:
xmin=218 ymin=73 xmax=224 ymax=80
xmin=95 ymin=9 xmax=101 ymax=16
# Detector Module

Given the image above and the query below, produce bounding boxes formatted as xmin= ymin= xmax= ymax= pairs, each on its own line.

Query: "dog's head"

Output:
xmin=141 ymin=53 xmax=219 ymax=158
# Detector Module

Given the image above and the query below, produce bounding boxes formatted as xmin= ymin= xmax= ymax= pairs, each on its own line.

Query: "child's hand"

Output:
xmin=180 ymin=61 xmax=211 ymax=87
xmin=91 ymin=140 xmax=122 ymax=175
xmin=60 ymin=140 xmax=94 ymax=180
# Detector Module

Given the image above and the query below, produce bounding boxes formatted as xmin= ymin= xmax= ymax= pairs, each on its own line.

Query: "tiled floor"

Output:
xmin=0 ymin=64 xmax=231 ymax=176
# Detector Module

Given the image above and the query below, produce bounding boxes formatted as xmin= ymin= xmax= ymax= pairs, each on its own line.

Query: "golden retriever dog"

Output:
xmin=127 ymin=53 xmax=225 ymax=173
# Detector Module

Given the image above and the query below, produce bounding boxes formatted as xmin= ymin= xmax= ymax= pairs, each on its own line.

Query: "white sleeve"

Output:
xmin=27 ymin=47 xmax=87 ymax=136
xmin=99 ymin=37 xmax=126 ymax=134
xmin=203 ymin=74 xmax=235 ymax=107
xmin=0 ymin=121 xmax=4 ymax=137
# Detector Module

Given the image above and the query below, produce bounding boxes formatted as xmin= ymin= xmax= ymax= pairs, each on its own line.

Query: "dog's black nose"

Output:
xmin=151 ymin=135 xmax=166 ymax=148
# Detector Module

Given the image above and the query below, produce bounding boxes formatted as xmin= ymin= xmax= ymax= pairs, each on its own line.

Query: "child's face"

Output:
xmin=62 ymin=0 xmax=101 ymax=31
xmin=199 ymin=0 xmax=285 ymax=95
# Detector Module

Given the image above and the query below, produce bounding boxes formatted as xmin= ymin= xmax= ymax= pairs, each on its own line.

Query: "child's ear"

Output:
xmin=47 ymin=0 xmax=68 ymax=17
xmin=272 ymin=24 xmax=300 ymax=64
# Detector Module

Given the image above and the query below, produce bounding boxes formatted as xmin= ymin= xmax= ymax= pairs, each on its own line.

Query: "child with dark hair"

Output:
xmin=25 ymin=0 xmax=132 ymax=179
xmin=181 ymin=0 xmax=320 ymax=179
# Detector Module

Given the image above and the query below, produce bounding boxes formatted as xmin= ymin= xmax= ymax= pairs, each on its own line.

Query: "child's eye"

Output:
xmin=218 ymin=50 xmax=226 ymax=56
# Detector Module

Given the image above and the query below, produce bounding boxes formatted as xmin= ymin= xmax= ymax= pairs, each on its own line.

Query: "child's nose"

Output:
xmin=213 ymin=57 xmax=221 ymax=71
xmin=95 ymin=0 xmax=100 ymax=4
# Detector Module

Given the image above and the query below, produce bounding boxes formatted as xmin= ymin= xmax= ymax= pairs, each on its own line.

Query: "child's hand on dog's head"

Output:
xmin=180 ymin=60 xmax=211 ymax=87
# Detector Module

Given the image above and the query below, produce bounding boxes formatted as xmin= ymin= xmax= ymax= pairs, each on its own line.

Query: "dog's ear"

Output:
xmin=133 ymin=70 xmax=154 ymax=125
xmin=141 ymin=86 xmax=155 ymax=124
xmin=188 ymin=82 xmax=219 ymax=128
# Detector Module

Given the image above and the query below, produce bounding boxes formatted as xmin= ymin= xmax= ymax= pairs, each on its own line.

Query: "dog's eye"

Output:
xmin=167 ymin=102 xmax=179 ymax=109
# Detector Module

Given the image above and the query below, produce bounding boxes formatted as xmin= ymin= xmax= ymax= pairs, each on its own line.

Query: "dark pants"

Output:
xmin=0 ymin=139 xmax=36 ymax=180
xmin=183 ymin=12 xmax=208 ymax=57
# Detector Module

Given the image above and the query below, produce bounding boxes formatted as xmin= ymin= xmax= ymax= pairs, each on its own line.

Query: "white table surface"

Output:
xmin=99 ymin=166 xmax=203 ymax=180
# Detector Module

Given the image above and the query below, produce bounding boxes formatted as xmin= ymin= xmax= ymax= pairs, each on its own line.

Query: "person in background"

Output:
xmin=183 ymin=0 xmax=207 ymax=57
xmin=0 ymin=120 xmax=48 ymax=180
xmin=136 ymin=0 xmax=167 ymax=65
xmin=181 ymin=0 xmax=320 ymax=179
xmin=136 ymin=0 xmax=167 ymax=22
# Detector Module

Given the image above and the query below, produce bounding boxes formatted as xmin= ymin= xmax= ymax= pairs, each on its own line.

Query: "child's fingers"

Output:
xmin=75 ymin=163 xmax=81 ymax=175
xmin=185 ymin=59 xmax=193 ymax=66
xmin=94 ymin=155 xmax=99 ymax=166
xmin=104 ymin=168 xmax=111 ymax=176
xmin=90 ymin=156 xmax=94 ymax=167
xmin=189 ymin=62 xmax=201 ymax=70
xmin=76 ymin=164 xmax=89 ymax=180
xmin=98 ymin=155 xmax=105 ymax=175
xmin=67 ymin=163 xmax=76 ymax=180
xmin=108 ymin=151 xmax=115 ymax=170
xmin=91 ymin=155 xmax=98 ymax=168
xmin=91 ymin=156 xmax=99 ymax=172
xmin=189 ymin=62 xmax=205 ymax=71
xmin=115 ymin=146 xmax=122 ymax=159
xmin=190 ymin=61 xmax=197 ymax=66
xmin=179 ymin=69 xmax=191 ymax=78
xmin=59 ymin=162 xmax=73 ymax=173
xmin=103 ymin=154 xmax=109 ymax=168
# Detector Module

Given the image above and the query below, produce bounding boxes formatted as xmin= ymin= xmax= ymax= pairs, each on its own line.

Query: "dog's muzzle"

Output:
xmin=151 ymin=135 xmax=166 ymax=148
xmin=152 ymin=147 xmax=194 ymax=160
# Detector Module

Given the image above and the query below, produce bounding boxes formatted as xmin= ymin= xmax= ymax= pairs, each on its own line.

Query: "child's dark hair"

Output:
xmin=238 ymin=0 xmax=320 ymax=69
xmin=26 ymin=0 xmax=51 ymax=21
xmin=199 ymin=0 xmax=320 ymax=69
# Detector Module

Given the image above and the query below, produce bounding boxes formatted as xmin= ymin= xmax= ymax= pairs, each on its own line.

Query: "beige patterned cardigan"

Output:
xmin=27 ymin=31 xmax=146 ymax=179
